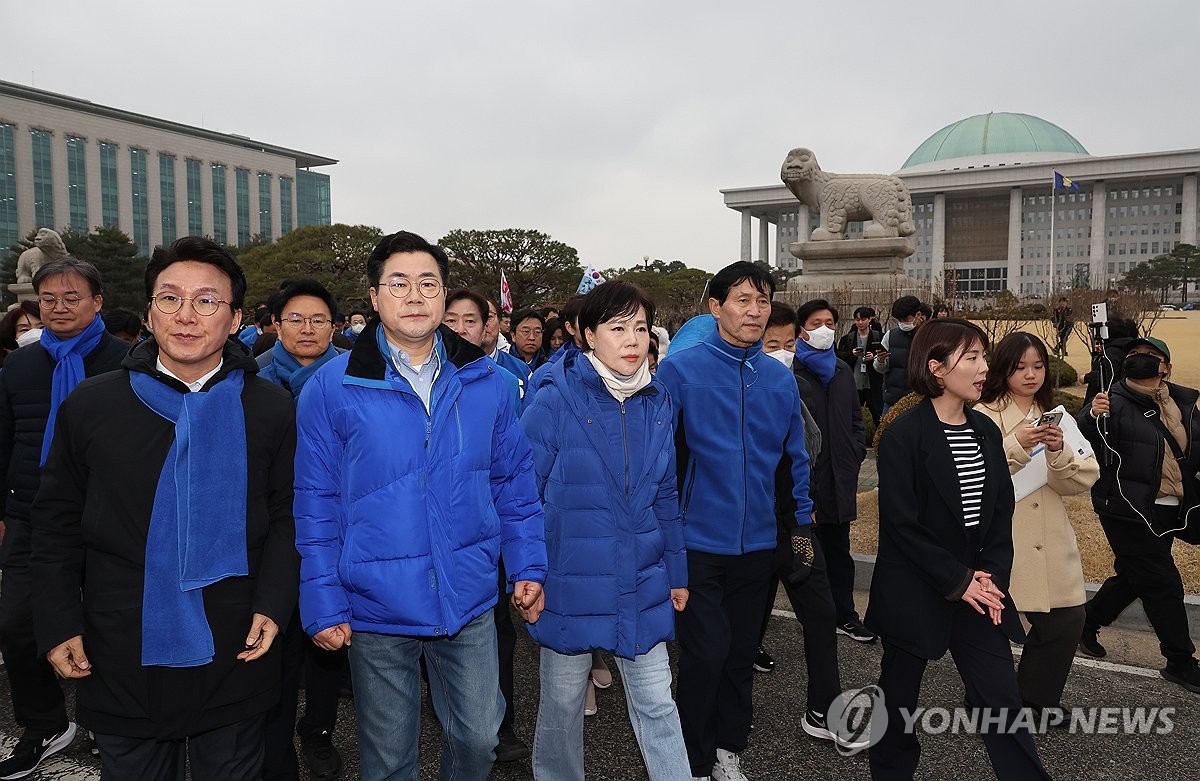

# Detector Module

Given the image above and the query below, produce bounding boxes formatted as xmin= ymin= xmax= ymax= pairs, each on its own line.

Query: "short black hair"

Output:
xmin=445 ymin=288 xmax=488 ymax=321
xmin=257 ymin=310 xmax=274 ymax=328
xmin=101 ymin=308 xmax=142 ymax=338
xmin=145 ymin=236 xmax=246 ymax=311
xmin=34 ymin=257 xmax=104 ymax=297
xmin=349 ymin=309 xmax=370 ymax=321
xmin=367 ymin=231 xmax=449 ymax=287
xmin=795 ymin=298 xmax=839 ymax=326
xmin=767 ymin=301 xmax=797 ymax=331
xmin=559 ymin=294 xmax=587 ymax=328
xmin=510 ymin=308 xmax=545 ymax=331
xmin=852 ymin=306 xmax=876 ymax=320
xmin=907 ymin=318 xmax=989 ymax=398
xmin=708 ymin=261 xmax=775 ymax=304
xmin=577 ymin=281 xmax=656 ymax=351
xmin=271 ymin=278 xmax=337 ymax=322
xmin=918 ymin=304 xmax=933 ymax=320
xmin=890 ymin=295 xmax=922 ymax=321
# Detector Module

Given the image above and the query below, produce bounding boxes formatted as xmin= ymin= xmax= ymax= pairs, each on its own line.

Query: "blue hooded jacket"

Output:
xmin=520 ymin=350 xmax=686 ymax=659
xmin=293 ymin=321 xmax=547 ymax=638
xmin=657 ymin=323 xmax=813 ymax=554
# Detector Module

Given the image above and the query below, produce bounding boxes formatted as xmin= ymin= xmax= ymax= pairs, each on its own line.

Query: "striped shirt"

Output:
xmin=944 ymin=423 xmax=985 ymax=527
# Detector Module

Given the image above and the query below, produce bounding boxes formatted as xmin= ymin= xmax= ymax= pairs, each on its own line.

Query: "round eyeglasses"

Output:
xmin=39 ymin=295 xmax=87 ymax=310
xmin=151 ymin=294 xmax=229 ymax=317
xmin=280 ymin=315 xmax=333 ymax=329
xmin=380 ymin=279 xmax=443 ymax=299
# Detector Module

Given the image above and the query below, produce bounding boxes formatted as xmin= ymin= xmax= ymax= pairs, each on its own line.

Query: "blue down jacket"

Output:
xmin=520 ymin=351 xmax=687 ymax=659
xmin=294 ymin=322 xmax=546 ymax=638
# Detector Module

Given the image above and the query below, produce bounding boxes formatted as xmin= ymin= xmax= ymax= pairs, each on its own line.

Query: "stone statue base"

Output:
xmin=7 ymin=283 xmax=36 ymax=303
xmin=776 ymin=237 xmax=921 ymax=307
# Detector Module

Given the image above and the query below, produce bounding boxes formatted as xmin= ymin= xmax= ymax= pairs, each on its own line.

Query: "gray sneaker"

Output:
xmin=711 ymin=748 xmax=749 ymax=781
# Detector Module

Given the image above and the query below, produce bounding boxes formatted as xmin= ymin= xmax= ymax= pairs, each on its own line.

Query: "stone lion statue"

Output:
xmin=781 ymin=148 xmax=915 ymax=241
xmin=15 ymin=228 xmax=69 ymax=283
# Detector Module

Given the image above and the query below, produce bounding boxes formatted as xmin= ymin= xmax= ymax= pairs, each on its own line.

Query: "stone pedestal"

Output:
xmin=777 ymin=237 xmax=920 ymax=307
xmin=7 ymin=283 xmax=36 ymax=303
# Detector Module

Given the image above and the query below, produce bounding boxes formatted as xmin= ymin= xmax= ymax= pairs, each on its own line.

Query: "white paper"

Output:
xmin=1009 ymin=405 xmax=1093 ymax=502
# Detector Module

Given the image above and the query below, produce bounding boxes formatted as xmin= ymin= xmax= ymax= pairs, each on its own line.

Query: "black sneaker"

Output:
xmin=300 ymin=730 xmax=342 ymax=779
xmin=0 ymin=722 xmax=77 ymax=780
xmin=801 ymin=709 xmax=869 ymax=751
xmin=494 ymin=727 xmax=531 ymax=763
xmin=836 ymin=618 xmax=878 ymax=643
xmin=1079 ymin=624 xmax=1106 ymax=658
xmin=753 ymin=646 xmax=775 ymax=673
xmin=1161 ymin=661 xmax=1200 ymax=693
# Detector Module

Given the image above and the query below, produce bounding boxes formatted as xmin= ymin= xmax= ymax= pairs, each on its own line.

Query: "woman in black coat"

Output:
xmin=865 ymin=319 xmax=1051 ymax=781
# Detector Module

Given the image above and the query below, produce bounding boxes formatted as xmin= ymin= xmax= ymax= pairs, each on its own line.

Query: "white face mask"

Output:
xmin=350 ymin=323 xmax=366 ymax=335
xmin=766 ymin=349 xmax=795 ymax=369
xmin=804 ymin=325 xmax=836 ymax=351
xmin=16 ymin=328 xmax=42 ymax=348
xmin=897 ymin=321 xmax=916 ymax=332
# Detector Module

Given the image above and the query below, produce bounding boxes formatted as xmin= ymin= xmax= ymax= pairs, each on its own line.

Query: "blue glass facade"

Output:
xmin=130 ymin=148 xmax=149 ymax=253
xmin=66 ymin=136 xmax=88 ymax=232
xmin=0 ymin=124 xmax=16 ymax=255
xmin=186 ymin=158 xmax=202 ymax=236
xmin=211 ymin=164 xmax=227 ymax=245
xmin=296 ymin=170 xmax=331 ymax=228
xmin=257 ymin=172 xmax=272 ymax=242
xmin=99 ymin=143 xmax=119 ymax=227
xmin=159 ymin=153 xmax=176 ymax=246
xmin=279 ymin=176 xmax=293 ymax=235
xmin=235 ymin=168 xmax=250 ymax=246
xmin=30 ymin=129 xmax=54 ymax=229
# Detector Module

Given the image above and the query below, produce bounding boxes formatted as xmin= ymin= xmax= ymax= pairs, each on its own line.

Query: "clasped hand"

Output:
xmin=962 ymin=571 xmax=1005 ymax=626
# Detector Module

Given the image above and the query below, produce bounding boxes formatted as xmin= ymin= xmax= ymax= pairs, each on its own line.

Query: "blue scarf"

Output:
xmin=795 ymin=339 xmax=837 ymax=387
xmin=131 ymin=368 xmax=248 ymax=667
xmin=39 ymin=315 xmax=107 ymax=466
xmin=269 ymin=340 xmax=338 ymax=398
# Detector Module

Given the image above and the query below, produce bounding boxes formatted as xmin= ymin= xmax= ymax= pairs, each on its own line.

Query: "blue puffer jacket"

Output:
xmin=294 ymin=322 xmax=547 ymax=638
xmin=520 ymin=351 xmax=686 ymax=659
xmin=657 ymin=324 xmax=813 ymax=554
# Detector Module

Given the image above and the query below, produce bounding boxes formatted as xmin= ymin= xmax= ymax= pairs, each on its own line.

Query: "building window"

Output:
xmin=159 ymin=153 xmax=176 ymax=246
xmin=235 ymin=168 xmax=250 ymax=247
xmin=66 ymin=136 xmax=88 ymax=232
xmin=99 ymin=142 xmax=119 ymax=227
xmin=130 ymin=148 xmax=149 ymax=253
xmin=211 ymin=164 xmax=227 ymax=245
xmin=30 ymin=129 xmax=54 ymax=229
xmin=257 ymin=172 xmax=272 ymax=243
xmin=0 ymin=124 xmax=17 ymax=254
xmin=186 ymin=159 xmax=202 ymax=235
xmin=297 ymin=170 xmax=331 ymax=228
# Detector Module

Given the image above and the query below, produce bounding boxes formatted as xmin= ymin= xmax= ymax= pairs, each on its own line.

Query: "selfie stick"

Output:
xmin=1089 ymin=302 xmax=1111 ymax=466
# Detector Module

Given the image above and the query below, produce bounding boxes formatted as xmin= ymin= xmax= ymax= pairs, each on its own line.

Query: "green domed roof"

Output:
xmin=901 ymin=113 xmax=1088 ymax=169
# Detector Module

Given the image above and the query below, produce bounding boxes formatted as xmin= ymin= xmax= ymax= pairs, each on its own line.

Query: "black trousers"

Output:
xmin=0 ymin=516 xmax=68 ymax=734
xmin=95 ymin=713 xmax=266 ymax=781
xmin=814 ymin=522 xmax=860 ymax=624
xmin=869 ymin=604 xmax=1051 ymax=781
xmin=1020 ymin=605 xmax=1085 ymax=709
xmin=494 ymin=565 xmax=518 ymax=732
xmin=676 ymin=548 xmax=774 ymax=777
xmin=1086 ymin=511 xmax=1196 ymax=665
xmin=772 ymin=533 xmax=842 ymax=715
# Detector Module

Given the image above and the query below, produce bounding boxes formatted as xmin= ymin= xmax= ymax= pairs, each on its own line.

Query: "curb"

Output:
xmin=850 ymin=553 xmax=1200 ymax=637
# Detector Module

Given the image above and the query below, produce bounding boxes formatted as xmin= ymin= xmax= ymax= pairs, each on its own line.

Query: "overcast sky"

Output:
xmin=5 ymin=0 xmax=1197 ymax=272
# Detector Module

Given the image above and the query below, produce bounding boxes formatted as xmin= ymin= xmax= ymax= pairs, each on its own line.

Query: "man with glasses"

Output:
xmin=256 ymin=278 xmax=348 ymax=780
xmin=293 ymin=230 xmax=546 ymax=780
xmin=506 ymin=309 xmax=547 ymax=377
xmin=30 ymin=237 xmax=298 ymax=779
xmin=0 ymin=257 xmax=129 ymax=777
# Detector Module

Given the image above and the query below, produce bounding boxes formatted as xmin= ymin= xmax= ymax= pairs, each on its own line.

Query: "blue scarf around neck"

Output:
xmin=130 ymin=368 xmax=249 ymax=667
xmin=795 ymin=339 xmax=837 ymax=387
xmin=269 ymin=340 xmax=338 ymax=398
xmin=39 ymin=314 xmax=107 ymax=466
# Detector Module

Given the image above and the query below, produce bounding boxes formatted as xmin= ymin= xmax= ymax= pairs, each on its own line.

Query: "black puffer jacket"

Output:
xmin=1078 ymin=379 xmax=1200 ymax=525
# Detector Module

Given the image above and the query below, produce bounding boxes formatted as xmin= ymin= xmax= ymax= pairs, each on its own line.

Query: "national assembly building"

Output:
xmin=0 ymin=79 xmax=336 ymax=256
xmin=722 ymin=112 xmax=1200 ymax=298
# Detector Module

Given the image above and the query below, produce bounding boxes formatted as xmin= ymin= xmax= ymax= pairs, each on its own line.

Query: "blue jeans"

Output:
xmin=533 ymin=642 xmax=690 ymax=781
xmin=348 ymin=612 xmax=503 ymax=781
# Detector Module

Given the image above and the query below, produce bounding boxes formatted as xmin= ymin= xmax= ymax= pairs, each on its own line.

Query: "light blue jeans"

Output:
xmin=532 ymin=642 xmax=691 ymax=781
xmin=347 ymin=612 xmax=503 ymax=781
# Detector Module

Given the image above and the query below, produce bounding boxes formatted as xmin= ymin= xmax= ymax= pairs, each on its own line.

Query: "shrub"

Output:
xmin=1051 ymin=389 xmax=1084 ymax=417
xmin=1046 ymin=355 xmax=1080 ymax=388
xmin=871 ymin=392 xmax=923 ymax=448
xmin=862 ymin=404 xmax=876 ymax=446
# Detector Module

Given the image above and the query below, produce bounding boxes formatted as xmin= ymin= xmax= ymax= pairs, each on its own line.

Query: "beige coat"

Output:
xmin=977 ymin=399 xmax=1100 ymax=613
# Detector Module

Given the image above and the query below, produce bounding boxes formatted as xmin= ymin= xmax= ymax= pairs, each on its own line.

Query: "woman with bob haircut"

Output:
xmin=977 ymin=332 xmax=1098 ymax=718
xmin=865 ymin=318 xmax=1052 ymax=780
xmin=519 ymin=280 xmax=690 ymax=780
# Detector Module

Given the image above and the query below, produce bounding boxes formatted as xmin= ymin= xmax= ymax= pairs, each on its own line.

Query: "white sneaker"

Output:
xmin=711 ymin=748 xmax=749 ymax=781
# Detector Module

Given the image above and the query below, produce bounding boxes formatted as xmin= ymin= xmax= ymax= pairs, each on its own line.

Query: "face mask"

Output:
xmin=16 ymin=328 xmax=41 ymax=348
xmin=1124 ymin=353 xmax=1164 ymax=380
xmin=898 ymin=321 xmax=916 ymax=332
xmin=767 ymin=349 xmax=795 ymax=369
xmin=804 ymin=325 xmax=836 ymax=351
xmin=350 ymin=323 xmax=366 ymax=335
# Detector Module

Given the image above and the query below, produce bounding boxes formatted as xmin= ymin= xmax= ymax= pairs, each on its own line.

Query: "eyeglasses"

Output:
xmin=151 ymin=294 xmax=229 ymax=317
xmin=516 ymin=327 xmax=543 ymax=337
xmin=38 ymin=295 xmax=87 ymax=310
xmin=280 ymin=315 xmax=333 ymax=329
xmin=380 ymin=279 xmax=442 ymax=299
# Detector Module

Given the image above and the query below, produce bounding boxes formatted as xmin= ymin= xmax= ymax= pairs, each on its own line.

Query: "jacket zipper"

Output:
xmin=740 ymin=348 xmax=748 ymax=554
xmin=681 ymin=460 xmax=698 ymax=520
xmin=621 ymin=399 xmax=629 ymax=499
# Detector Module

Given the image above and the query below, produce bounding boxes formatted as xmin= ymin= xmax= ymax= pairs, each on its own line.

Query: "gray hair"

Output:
xmin=32 ymin=257 xmax=104 ymax=297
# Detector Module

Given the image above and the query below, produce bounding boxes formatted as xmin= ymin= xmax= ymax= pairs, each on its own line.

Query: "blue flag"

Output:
xmin=1053 ymin=171 xmax=1080 ymax=192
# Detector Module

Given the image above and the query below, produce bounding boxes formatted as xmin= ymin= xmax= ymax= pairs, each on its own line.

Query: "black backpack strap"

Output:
xmin=1145 ymin=409 xmax=1186 ymax=461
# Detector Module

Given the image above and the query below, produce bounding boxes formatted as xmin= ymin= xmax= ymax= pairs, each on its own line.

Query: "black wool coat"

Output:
xmin=793 ymin=359 xmax=865 ymax=524
xmin=30 ymin=338 xmax=298 ymax=739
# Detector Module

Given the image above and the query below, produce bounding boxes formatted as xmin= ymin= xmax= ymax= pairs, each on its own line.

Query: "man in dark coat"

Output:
xmin=30 ymin=237 xmax=298 ymax=780
xmin=0 ymin=257 xmax=129 ymax=778
xmin=835 ymin=306 xmax=883 ymax=426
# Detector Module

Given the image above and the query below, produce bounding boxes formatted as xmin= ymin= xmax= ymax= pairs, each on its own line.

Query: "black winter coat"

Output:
xmin=1078 ymin=379 xmax=1200 ymax=526
xmin=30 ymin=338 xmax=299 ymax=739
xmin=0 ymin=332 xmax=129 ymax=522
xmin=793 ymin=359 xmax=865 ymax=524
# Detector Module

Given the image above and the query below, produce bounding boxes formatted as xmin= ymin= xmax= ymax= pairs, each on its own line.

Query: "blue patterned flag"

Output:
xmin=1053 ymin=171 xmax=1080 ymax=192
xmin=577 ymin=266 xmax=606 ymax=294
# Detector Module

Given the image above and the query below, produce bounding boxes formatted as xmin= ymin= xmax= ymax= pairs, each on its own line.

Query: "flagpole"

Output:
xmin=1049 ymin=172 xmax=1056 ymax=299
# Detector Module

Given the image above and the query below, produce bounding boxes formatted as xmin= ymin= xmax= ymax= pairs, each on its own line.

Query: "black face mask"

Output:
xmin=1124 ymin=353 xmax=1164 ymax=380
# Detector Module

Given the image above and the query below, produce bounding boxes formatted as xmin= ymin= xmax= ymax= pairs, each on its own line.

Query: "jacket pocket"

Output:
xmin=680 ymin=459 xmax=698 ymax=520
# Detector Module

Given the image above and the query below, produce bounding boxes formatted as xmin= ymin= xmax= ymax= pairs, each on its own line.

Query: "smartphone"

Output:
xmin=1035 ymin=411 xmax=1063 ymax=427
xmin=867 ymin=341 xmax=885 ymax=353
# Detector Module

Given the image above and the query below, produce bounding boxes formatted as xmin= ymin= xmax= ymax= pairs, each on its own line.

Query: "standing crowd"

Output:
xmin=0 ymin=230 xmax=1196 ymax=781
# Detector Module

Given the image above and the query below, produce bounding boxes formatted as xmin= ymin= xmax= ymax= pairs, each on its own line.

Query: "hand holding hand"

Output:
xmin=961 ymin=570 xmax=1004 ymax=620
